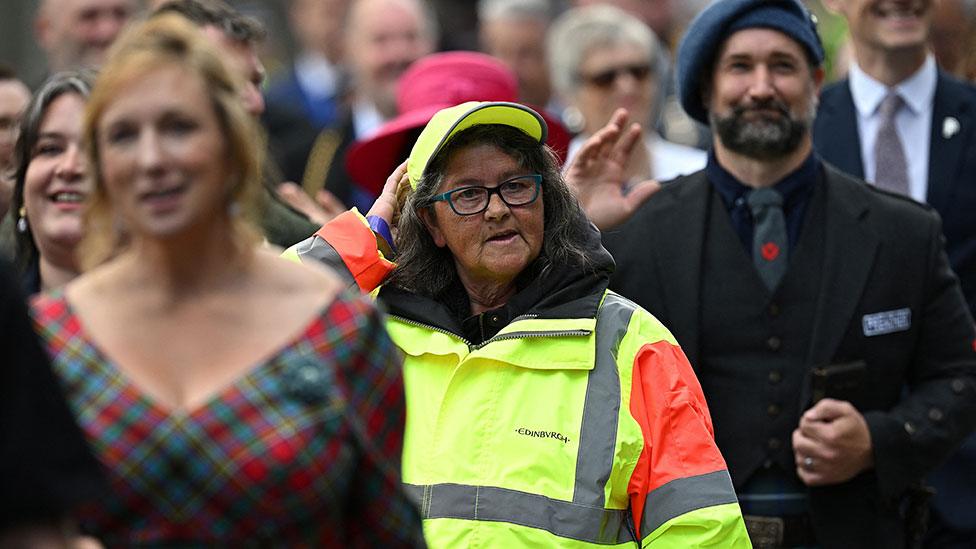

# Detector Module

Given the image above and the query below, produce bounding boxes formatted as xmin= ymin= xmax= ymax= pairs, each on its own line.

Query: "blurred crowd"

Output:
xmin=2 ymin=1 xmax=976 ymax=548
xmin=5 ymin=0 xmax=976 ymax=250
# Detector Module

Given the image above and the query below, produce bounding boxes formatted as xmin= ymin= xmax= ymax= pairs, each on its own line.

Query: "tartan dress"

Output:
xmin=30 ymin=290 xmax=423 ymax=548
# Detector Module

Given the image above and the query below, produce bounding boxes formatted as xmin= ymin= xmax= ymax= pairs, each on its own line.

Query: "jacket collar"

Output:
xmin=379 ymin=211 xmax=614 ymax=342
xmin=927 ymin=71 xmax=976 ymax=213
xmin=816 ymin=69 xmax=975 ymax=212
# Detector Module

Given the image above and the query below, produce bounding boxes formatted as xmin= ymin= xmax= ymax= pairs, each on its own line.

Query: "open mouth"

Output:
xmin=486 ymin=230 xmax=519 ymax=244
xmin=140 ymin=184 xmax=186 ymax=201
xmin=49 ymin=191 xmax=86 ymax=204
xmin=139 ymin=183 xmax=188 ymax=210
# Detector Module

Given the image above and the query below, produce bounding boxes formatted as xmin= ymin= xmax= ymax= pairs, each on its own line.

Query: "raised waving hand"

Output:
xmin=564 ymin=108 xmax=661 ymax=230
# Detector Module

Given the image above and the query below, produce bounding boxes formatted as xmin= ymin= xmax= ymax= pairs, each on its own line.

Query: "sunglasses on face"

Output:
xmin=579 ymin=63 xmax=653 ymax=89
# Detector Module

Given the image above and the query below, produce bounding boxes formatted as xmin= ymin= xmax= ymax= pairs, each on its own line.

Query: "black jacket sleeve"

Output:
xmin=863 ymin=216 xmax=976 ymax=499
xmin=0 ymin=261 xmax=104 ymax=527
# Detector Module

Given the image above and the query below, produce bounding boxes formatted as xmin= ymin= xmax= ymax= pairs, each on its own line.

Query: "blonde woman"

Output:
xmin=31 ymin=15 xmax=423 ymax=547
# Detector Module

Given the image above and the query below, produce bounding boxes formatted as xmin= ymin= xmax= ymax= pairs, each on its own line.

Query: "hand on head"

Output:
xmin=367 ymin=160 xmax=410 ymax=229
xmin=564 ymin=108 xmax=660 ymax=230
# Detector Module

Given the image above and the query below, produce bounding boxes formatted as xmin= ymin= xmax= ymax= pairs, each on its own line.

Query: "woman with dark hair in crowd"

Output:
xmin=30 ymin=15 xmax=423 ymax=547
xmin=285 ymin=99 xmax=750 ymax=547
xmin=11 ymin=71 xmax=93 ymax=294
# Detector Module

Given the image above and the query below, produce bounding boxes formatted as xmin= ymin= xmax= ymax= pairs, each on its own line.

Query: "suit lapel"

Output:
xmin=652 ymin=174 xmax=710 ymax=366
xmin=814 ymin=81 xmax=865 ymax=177
xmin=805 ymin=166 xmax=880 ymax=368
xmin=927 ymin=73 xmax=974 ymax=213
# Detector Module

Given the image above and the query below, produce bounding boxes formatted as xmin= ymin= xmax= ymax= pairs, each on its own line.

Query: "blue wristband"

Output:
xmin=366 ymin=215 xmax=396 ymax=254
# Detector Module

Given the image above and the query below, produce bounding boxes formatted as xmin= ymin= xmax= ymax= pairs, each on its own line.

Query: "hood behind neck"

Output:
xmin=379 ymin=212 xmax=614 ymax=338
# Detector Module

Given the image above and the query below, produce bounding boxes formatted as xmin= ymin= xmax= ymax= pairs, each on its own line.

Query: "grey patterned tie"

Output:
xmin=874 ymin=92 xmax=910 ymax=196
xmin=747 ymin=188 xmax=788 ymax=291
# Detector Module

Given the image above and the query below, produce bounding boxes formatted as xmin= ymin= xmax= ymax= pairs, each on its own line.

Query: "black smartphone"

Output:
xmin=810 ymin=360 xmax=867 ymax=404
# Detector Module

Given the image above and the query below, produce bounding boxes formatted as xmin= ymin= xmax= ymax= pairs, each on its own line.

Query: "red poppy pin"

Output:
xmin=761 ymin=242 xmax=780 ymax=261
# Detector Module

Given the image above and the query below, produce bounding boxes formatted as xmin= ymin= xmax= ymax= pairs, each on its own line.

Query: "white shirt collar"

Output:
xmin=849 ymin=54 xmax=937 ymax=117
xmin=294 ymin=52 xmax=340 ymax=100
xmin=352 ymin=98 xmax=385 ymax=139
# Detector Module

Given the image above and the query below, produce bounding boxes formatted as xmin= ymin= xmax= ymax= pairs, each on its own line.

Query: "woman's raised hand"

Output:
xmin=564 ymin=108 xmax=661 ymax=231
xmin=367 ymin=160 xmax=410 ymax=228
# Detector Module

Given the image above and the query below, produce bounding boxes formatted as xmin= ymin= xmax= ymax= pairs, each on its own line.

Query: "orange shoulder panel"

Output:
xmin=627 ymin=340 xmax=728 ymax=537
xmin=316 ymin=211 xmax=395 ymax=292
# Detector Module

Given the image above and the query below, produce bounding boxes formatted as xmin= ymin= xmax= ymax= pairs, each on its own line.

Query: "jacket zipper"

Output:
xmin=389 ymin=314 xmax=591 ymax=351
xmin=471 ymin=329 xmax=592 ymax=350
xmin=389 ymin=315 xmax=474 ymax=347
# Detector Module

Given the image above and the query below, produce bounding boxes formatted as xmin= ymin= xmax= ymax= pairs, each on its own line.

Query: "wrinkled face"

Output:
xmin=96 ymin=65 xmax=230 ymax=240
xmin=23 ymin=93 xmax=90 ymax=256
xmin=481 ymin=18 xmax=552 ymax=106
xmin=574 ymin=42 xmax=654 ymax=135
xmin=707 ymin=28 xmax=823 ymax=161
xmin=38 ymin=0 xmax=135 ymax=71
xmin=422 ymin=144 xmax=545 ymax=291
xmin=826 ymin=0 xmax=932 ymax=54
xmin=0 ymin=80 xmax=32 ymax=170
xmin=202 ymin=26 xmax=266 ymax=117
xmin=347 ymin=0 xmax=434 ymax=117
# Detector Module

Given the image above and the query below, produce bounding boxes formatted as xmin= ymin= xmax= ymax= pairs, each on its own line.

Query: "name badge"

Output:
xmin=862 ymin=308 xmax=911 ymax=337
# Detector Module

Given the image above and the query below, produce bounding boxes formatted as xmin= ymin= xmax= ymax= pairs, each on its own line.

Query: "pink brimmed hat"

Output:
xmin=345 ymin=51 xmax=570 ymax=196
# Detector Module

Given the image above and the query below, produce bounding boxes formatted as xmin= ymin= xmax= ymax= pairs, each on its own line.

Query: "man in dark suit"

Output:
xmin=569 ymin=0 xmax=976 ymax=547
xmin=812 ymin=1 xmax=976 ymax=545
xmin=813 ymin=0 xmax=976 ymax=316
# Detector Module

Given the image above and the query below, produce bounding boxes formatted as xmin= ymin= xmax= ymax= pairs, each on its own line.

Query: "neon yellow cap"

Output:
xmin=406 ymin=101 xmax=547 ymax=189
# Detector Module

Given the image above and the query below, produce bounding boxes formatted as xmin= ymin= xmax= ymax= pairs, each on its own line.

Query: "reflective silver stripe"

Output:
xmin=294 ymin=235 xmax=356 ymax=287
xmin=639 ymin=470 xmax=739 ymax=539
xmin=401 ymin=293 xmax=644 ymax=545
xmin=404 ymin=483 xmax=634 ymax=545
xmin=574 ymin=292 xmax=636 ymax=507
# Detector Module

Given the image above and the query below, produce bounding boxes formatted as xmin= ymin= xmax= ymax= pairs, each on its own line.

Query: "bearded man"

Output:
xmin=569 ymin=0 xmax=976 ymax=547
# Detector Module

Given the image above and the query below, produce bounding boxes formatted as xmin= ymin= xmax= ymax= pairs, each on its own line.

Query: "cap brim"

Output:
xmin=408 ymin=102 xmax=546 ymax=188
xmin=348 ymin=102 xmax=569 ymax=197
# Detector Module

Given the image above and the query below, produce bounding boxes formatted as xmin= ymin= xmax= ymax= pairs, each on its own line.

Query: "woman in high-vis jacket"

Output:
xmin=285 ymin=101 xmax=750 ymax=548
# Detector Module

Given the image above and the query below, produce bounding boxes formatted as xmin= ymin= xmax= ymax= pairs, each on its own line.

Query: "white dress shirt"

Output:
xmin=848 ymin=55 xmax=937 ymax=202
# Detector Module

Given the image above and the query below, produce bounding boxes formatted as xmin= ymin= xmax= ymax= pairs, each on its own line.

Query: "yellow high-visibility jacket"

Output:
xmin=285 ymin=210 xmax=751 ymax=548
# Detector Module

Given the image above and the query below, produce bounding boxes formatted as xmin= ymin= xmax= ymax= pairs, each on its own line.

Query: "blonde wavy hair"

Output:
xmin=79 ymin=13 xmax=263 ymax=270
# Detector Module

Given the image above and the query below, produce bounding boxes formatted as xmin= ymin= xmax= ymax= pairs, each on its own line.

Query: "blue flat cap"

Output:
xmin=676 ymin=0 xmax=825 ymax=125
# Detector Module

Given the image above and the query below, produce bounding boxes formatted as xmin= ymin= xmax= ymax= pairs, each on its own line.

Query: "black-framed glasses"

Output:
xmin=579 ymin=63 xmax=653 ymax=88
xmin=427 ymin=174 xmax=542 ymax=216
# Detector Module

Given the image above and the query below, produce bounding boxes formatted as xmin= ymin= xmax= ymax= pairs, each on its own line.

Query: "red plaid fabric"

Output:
xmin=31 ymin=290 xmax=423 ymax=548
